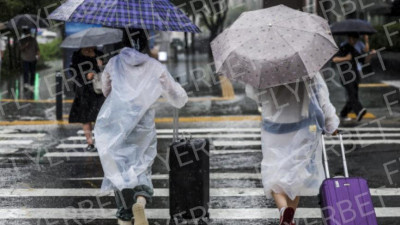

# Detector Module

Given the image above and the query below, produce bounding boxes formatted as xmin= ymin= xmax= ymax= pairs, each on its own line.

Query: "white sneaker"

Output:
xmin=340 ymin=116 xmax=352 ymax=122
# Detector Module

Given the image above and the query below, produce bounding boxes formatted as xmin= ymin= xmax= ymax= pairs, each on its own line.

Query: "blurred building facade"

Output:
xmin=263 ymin=0 xmax=398 ymax=25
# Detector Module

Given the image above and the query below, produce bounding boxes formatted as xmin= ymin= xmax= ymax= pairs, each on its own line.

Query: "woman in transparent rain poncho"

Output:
xmin=246 ymin=73 xmax=339 ymax=225
xmin=94 ymin=39 xmax=188 ymax=225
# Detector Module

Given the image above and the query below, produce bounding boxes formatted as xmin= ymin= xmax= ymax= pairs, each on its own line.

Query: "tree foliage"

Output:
xmin=171 ymin=0 xmax=229 ymax=55
xmin=0 ymin=0 xmax=60 ymax=22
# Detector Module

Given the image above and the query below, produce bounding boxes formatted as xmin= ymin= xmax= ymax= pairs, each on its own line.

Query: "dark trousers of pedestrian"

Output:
xmin=340 ymin=77 xmax=364 ymax=118
xmin=23 ymin=60 xmax=37 ymax=86
xmin=114 ymin=185 xmax=153 ymax=221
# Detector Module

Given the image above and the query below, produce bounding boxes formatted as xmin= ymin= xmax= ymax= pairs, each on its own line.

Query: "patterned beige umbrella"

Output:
xmin=211 ymin=4 xmax=338 ymax=89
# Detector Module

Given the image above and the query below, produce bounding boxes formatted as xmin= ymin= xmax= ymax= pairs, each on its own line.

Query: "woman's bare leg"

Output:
xmin=272 ymin=191 xmax=288 ymax=210
xmin=287 ymin=196 xmax=300 ymax=210
xmin=82 ymin=123 xmax=93 ymax=145
xmin=132 ymin=196 xmax=148 ymax=225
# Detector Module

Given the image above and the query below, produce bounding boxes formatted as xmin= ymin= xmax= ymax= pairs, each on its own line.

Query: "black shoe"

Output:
xmin=357 ymin=108 xmax=367 ymax=122
xmin=86 ymin=144 xmax=97 ymax=152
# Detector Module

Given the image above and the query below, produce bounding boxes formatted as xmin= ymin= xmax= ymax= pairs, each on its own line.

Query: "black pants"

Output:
xmin=23 ymin=60 xmax=37 ymax=86
xmin=340 ymin=77 xmax=364 ymax=118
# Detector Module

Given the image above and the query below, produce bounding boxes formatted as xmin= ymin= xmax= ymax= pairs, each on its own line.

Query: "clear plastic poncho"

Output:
xmin=246 ymin=73 xmax=339 ymax=200
xmin=94 ymin=48 xmax=188 ymax=191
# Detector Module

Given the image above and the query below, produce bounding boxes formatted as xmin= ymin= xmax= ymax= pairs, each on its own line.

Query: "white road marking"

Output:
xmin=44 ymin=149 xmax=261 ymax=158
xmin=0 ymin=157 xmax=21 ymax=161
xmin=78 ymin=128 xmax=261 ymax=135
xmin=67 ymin=136 xmax=90 ymax=141
xmin=0 ymin=149 xmax=19 ymax=155
xmin=0 ymin=188 xmax=397 ymax=197
xmin=211 ymin=150 xmax=261 ymax=154
xmin=43 ymin=152 xmax=99 ymax=157
xmin=213 ymin=139 xmax=400 ymax=147
xmin=340 ymin=127 xmax=400 ymax=132
xmin=77 ymin=127 xmax=400 ymax=137
xmin=0 ymin=129 xmax=19 ymax=134
xmin=69 ymin=133 xmax=400 ymax=141
xmin=63 ymin=173 xmax=262 ymax=181
xmin=0 ymin=133 xmax=46 ymax=138
xmin=69 ymin=133 xmax=261 ymax=141
xmin=0 ymin=207 xmax=397 ymax=219
xmin=0 ymin=140 xmax=33 ymax=145
xmin=56 ymin=144 xmax=87 ymax=149
xmin=383 ymin=80 xmax=400 ymax=89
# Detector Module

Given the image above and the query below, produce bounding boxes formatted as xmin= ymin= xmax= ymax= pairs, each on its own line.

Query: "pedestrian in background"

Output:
xmin=94 ymin=31 xmax=188 ymax=225
xmin=0 ymin=37 xmax=5 ymax=76
xmin=19 ymin=27 xmax=40 ymax=94
xmin=246 ymin=73 xmax=339 ymax=225
xmin=332 ymin=34 xmax=369 ymax=122
xmin=68 ymin=47 xmax=105 ymax=151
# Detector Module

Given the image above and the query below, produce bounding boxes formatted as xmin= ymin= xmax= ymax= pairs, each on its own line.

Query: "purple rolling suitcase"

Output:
xmin=319 ymin=134 xmax=378 ymax=225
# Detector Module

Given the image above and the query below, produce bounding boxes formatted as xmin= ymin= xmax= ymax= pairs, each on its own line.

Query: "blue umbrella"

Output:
xmin=330 ymin=19 xmax=377 ymax=35
xmin=48 ymin=0 xmax=200 ymax=33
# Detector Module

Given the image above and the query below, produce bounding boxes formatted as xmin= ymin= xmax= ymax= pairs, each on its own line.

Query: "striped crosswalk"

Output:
xmin=1 ymin=126 xmax=400 ymax=224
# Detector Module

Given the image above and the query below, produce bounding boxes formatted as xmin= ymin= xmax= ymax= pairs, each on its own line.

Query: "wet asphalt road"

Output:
xmin=1 ymin=58 xmax=400 ymax=224
xmin=1 ymin=117 xmax=400 ymax=225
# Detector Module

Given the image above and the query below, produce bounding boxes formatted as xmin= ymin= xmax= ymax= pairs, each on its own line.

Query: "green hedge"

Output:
xmin=0 ymin=38 xmax=63 ymax=79
xmin=370 ymin=23 xmax=400 ymax=52
xmin=38 ymin=38 xmax=62 ymax=61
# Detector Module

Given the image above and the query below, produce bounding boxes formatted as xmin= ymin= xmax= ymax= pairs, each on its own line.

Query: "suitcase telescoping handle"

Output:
xmin=321 ymin=133 xmax=349 ymax=178
xmin=173 ymin=108 xmax=179 ymax=142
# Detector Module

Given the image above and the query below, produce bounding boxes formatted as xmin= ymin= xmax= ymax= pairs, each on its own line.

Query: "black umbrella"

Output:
xmin=7 ymin=14 xmax=49 ymax=30
xmin=330 ymin=19 xmax=377 ymax=35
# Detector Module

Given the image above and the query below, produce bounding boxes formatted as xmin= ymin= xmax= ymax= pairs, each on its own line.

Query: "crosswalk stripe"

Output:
xmin=63 ymin=173 xmax=262 ymax=181
xmin=0 ymin=149 xmax=19 ymax=155
xmin=44 ymin=149 xmax=261 ymax=158
xmin=56 ymin=144 xmax=87 ymax=149
xmin=69 ymin=133 xmax=262 ymax=141
xmin=44 ymin=152 xmax=99 ymax=157
xmin=211 ymin=150 xmax=261 ymax=154
xmin=68 ymin=133 xmax=400 ymax=141
xmin=213 ymin=139 xmax=400 ymax=147
xmin=0 ymin=188 xmax=398 ymax=197
xmin=77 ymin=127 xmax=400 ymax=135
xmin=0 ymin=129 xmax=19 ymax=134
xmin=0 ymin=140 xmax=33 ymax=145
xmin=0 ymin=133 xmax=46 ymax=138
xmin=0 ymin=208 xmax=398 ymax=219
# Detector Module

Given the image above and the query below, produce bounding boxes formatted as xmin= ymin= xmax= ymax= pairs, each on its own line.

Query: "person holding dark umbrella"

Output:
xmin=68 ymin=46 xmax=105 ymax=151
xmin=331 ymin=19 xmax=377 ymax=122
xmin=62 ymin=27 xmax=123 ymax=151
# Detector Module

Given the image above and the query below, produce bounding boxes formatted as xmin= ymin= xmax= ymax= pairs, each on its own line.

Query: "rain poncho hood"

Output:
xmin=246 ymin=73 xmax=339 ymax=200
xmin=94 ymin=48 xmax=188 ymax=191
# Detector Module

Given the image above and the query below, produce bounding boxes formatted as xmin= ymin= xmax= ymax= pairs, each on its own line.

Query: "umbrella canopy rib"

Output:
xmin=272 ymin=28 xmax=312 ymax=79
xmin=48 ymin=0 xmax=200 ymax=33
